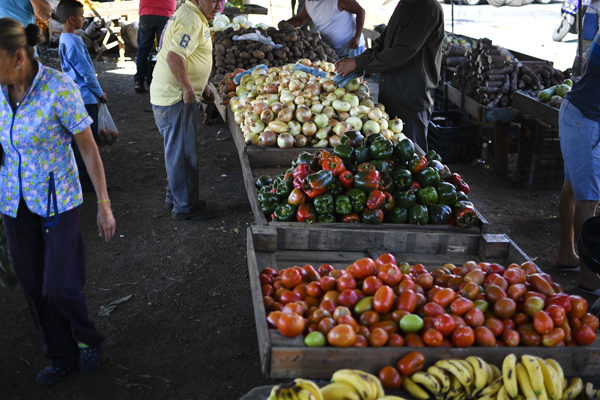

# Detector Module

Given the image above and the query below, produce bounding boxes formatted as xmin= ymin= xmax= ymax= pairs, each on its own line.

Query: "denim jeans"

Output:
xmin=134 ymin=15 xmax=169 ymax=85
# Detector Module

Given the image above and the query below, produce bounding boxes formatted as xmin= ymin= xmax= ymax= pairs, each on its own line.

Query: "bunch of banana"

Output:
xmin=322 ymin=369 xmax=385 ymax=400
xmin=401 ymin=356 xmax=499 ymax=400
xmin=267 ymin=379 xmax=323 ymax=400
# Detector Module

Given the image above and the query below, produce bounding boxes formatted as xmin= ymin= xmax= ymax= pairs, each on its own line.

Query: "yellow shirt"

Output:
xmin=150 ymin=0 xmax=213 ymax=106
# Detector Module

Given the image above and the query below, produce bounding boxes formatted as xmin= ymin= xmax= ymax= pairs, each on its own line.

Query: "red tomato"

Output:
xmin=433 ymin=313 xmax=456 ymax=336
xmin=464 ymin=308 xmax=485 ymax=327
xmin=533 ymin=310 xmax=554 ymax=334
xmin=306 ymin=281 xmax=323 ymax=298
xmin=423 ymin=302 xmax=445 ymax=317
xmin=318 ymin=264 xmax=334 ymax=276
xmin=338 ymin=315 xmax=359 ymax=332
xmin=396 ymin=351 xmax=425 ymax=376
xmin=513 ymin=312 xmax=530 ymax=326
xmin=484 ymin=317 xmax=505 ymax=337
xmin=280 ymin=290 xmax=302 ymax=304
xmin=337 ymin=289 xmax=360 ymax=308
xmin=387 ymin=333 xmax=405 ymax=347
xmin=378 ymin=366 xmax=403 ymax=389
xmin=519 ymin=261 xmax=538 ymax=275
xmin=327 ymin=324 xmax=356 ymax=347
xmin=431 ymin=287 xmax=456 ymax=307
xmin=396 ymin=289 xmax=418 ymax=313
xmin=336 ymin=275 xmax=357 ymax=292
xmin=517 ymin=323 xmax=542 ymax=346
xmin=319 ymin=299 xmax=336 ymax=314
xmin=411 ymin=264 xmax=428 ymax=275
xmin=293 ymin=283 xmax=308 ymax=300
xmin=282 ymin=301 xmax=306 ymax=316
xmin=372 ymin=320 xmax=399 ymax=335
xmin=302 ymin=264 xmax=321 ymax=282
xmin=267 ymin=311 xmax=282 ymax=328
xmin=464 ymin=269 xmax=486 ymax=286
xmin=319 ymin=276 xmax=336 ymax=292
xmin=373 ymin=285 xmax=396 ymax=313
xmin=308 ymin=308 xmax=331 ymax=325
xmin=569 ymin=295 xmax=588 ymax=318
xmin=359 ymin=310 xmax=380 ymax=326
xmin=362 ymin=276 xmax=383 ymax=295
xmin=376 ymin=253 xmax=397 ymax=268
xmin=542 ymin=327 xmax=566 ymax=347
xmin=461 ymin=282 xmax=481 ymax=300
xmin=507 ymin=283 xmax=527 ymax=301
xmin=503 ymin=267 xmax=526 ymax=285
xmin=414 ymin=273 xmax=434 ymax=290
xmin=349 ymin=258 xmax=376 ymax=280
xmin=322 ymin=290 xmax=340 ymax=304
xmin=494 ymin=298 xmax=517 ymax=319
xmin=545 ymin=304 xmax=566 ymax=326
xmin=451 ymin=325 xmax=475 ymax=347
xmin=332 ymin=306 xmax=351 ymax=321
xmin=369 ymin=327 xmax=389 ymax=347
xmin=574 ymin=324 xmax=597 ymax=345
xmin=260 ymin=273 xmax=274 ymax=285
xmin=547 ymin=293 xmax=572 ymax=314
xmin=391 ymin=309 xmax=410 ymax=322
xmin=262 ymin=267 xmax=278 ymax=276
xmin=449 ymin=297 xmax=475 ymax=316
xmin=474 ymin=326 xmax=496 ymax=346
xmin=485 ymin=284 xmax=507 ymax=303
xmin=422 ymin=328 xmax=444 ymax=347
xmin=581 ymin=313 xmax=600 ymax=331
xmin=501 ymin=328 xmax=520 ymax=347
xmin=397 ymin=276 xmax=416 ymax=294
xmin=280 ymin=268 xmax=303 ymax=289
xmin=262 ymin=284 xmax=275 ymax=297
xmin=277 ymin=312 xmax=305 ymax=337
xmin=377 ymin=263 xmax=404 ymax=286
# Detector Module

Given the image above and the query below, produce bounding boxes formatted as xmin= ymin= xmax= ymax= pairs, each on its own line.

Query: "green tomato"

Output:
xmin=399 ymin=262 xmax=411 ymax=275
xmin=353 ymin=296 xmax=374 ymax=315
xmin=473 ymin=299 xmax=489 ymax=313
xmin=304 ymin=331 xmax=326 ymax=347
xmin=399 ymin=314 xmax=424 ymax=333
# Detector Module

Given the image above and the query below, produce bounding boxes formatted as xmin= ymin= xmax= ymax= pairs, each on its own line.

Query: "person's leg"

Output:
xmin=153 ymin=104 xmax=178 ymax=209
xmin=134 ymin=15 xmax=154 ymax=91
xmin=177 ymin=102 xmax=201 ymax=213
xmin=557 ymin=181 xmax=579 ymax=267
xmin=146 ymin=16 xmax=169 ymax=86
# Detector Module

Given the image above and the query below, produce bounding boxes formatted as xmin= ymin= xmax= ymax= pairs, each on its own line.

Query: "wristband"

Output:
xmin=97 ymin=199 xmax=110 ymax=204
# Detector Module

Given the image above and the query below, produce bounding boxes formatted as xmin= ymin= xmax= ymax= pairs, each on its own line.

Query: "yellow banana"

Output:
xmin=478 ymin=377 xmax=503 ymax=397
xmin=277 ymin=387 xmax=298 ymax=400
xmin=502 ymin=353 xmax=519 ymax=398
xmin=489 ymin=363 xmax=502 ymax=381
xmin=320 ymin=382 xmax=361 ymax=400
xmin=402 ymin=376 xmax=430 ymax=400
xmin=585 ymin=382 xmax=598 ymax=400
xmin=522 ymin=355 xmax=547 ymax=398
xmin=497 ymin=385 xmax=511 ymax=400
xmin=331 ymin=370 xmax=372 ymax=400
xmin=294 ymin=379 xmax=323 ymax=400
xmin=436 ymin=359 xmax=472 ymax=389
xmin=268 ymin=385 xmax=279 ymax=400
xmin=561 ymin=377 xmax=583 ymax=400
xmin=535 ymin=357 xmax=561 ymax=400
xmin=411 ymin=371 xmax=441 ymax=397
xmin=448 ymin=374 xmax=463 ymax=398
xmin=294 ymin=387 xmax=314 ymax=400
xmin=375 ymin=397 xmax=409 ymax=400
xmin=516 ymin=362 xmax=538 ymax=400
xmin=465 ymin=356 xmax=488 ymax=391
xmin=351 ymin=370 xmax=383 ymax=399
xmin=545 ymin=359 xmax=565 ymax=386
xmin=427 ymin=365 xmax=451 ymax=394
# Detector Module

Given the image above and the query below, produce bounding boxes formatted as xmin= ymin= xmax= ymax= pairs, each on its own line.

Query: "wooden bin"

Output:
xmin=228 ymin=106 xmax=489 ymax=233
xmin=247 ymin=224 xmax=600 ymax=379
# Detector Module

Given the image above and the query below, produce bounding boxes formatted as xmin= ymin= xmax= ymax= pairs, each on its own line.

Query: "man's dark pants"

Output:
xmin=134 ymin=15 xmax=169 ymax=85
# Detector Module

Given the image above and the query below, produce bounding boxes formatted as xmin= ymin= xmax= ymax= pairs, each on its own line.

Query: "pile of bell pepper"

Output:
xmin=255 ymin=131 xmax=478 ymax=226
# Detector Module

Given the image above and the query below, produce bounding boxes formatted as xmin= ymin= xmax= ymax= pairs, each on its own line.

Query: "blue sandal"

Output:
xmin=79 ymin=347 xmax=103 ymax=372
xmin=35 ymin=365 xmax=72 ymax=387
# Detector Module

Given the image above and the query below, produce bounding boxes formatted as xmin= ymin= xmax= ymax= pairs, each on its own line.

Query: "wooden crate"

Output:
xmin=512 ymin=91 xmax=559 ymax=129
xmin=247 ymin=225 xmax=600 ymax=380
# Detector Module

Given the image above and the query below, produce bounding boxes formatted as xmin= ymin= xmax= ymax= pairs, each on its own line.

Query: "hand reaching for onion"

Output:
xmin=335 ymin=58 xmax=357 ymax=77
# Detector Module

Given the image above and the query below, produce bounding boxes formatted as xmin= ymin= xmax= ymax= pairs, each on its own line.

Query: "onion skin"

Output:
xmin=277 ymin=132 xmax=295 ymax=149
xmin=258 ymin=130 xmax=277 ymax=147
xmin=294 ymin=134 xmax=308 ymax=147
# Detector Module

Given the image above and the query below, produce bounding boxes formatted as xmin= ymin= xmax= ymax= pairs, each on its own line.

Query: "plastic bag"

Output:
xmin=98 ymin=103 xmax=119 ymax=146
xmin=233 ymin=64 xmax=269 ymax=85
xmin=293 ymin=63 xmax=327 ymax=78
xmin=232 ymin=30 xmax=283 ymax=49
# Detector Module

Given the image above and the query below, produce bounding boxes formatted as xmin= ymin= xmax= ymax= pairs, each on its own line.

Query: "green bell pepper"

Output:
xmin=255 ymin=175 xmax=272 ymax=189
xmin=274 ymin=203 xmax=296 ymax=221
xmin=293 ymin=152 xmax=318 ymax=169
xmin=314 ymin=193 xmax=335 ymax=215
xmin=346 ymin=188 xmax=367 ymax=213
xmin=417 ymin=186 xmax=438 ymax=207
xmin=385 ymin=207 xmax=408 ymax=224
xmin=456 ymin=190 xmax=469 ymax=202
xmin=425 ymin=149 xmax=443 ymax=162
xmin=317 ymin=213 xmax=337 ymax=223
xmin=340 ymin=130 xmax=365 ymax=148
xmin=335 ymin=195 xmax=352 ymax=215
xmin=365 ymin=133 xmax=386 ymax=148
xmin=361 ymin=208 xmax=384 ymax=224
xmin=391 ymin=167 xmax=412 ymax=190
xmin=354 ymin=147 xmax=370 ymax=163
xmin=394 ymin=138 xmax=415 ymax=162
xmin=408 ymin=204 xmax=429 ymax=225
xmin=408 ymin=154 xmax=428 ymax=173
xmin=333 ymin=144 xmax=355 ymax=162
xmin=370 ymin=160 xmax=390 ymax=178
xmin=428 ymin=204 xmax=452 ymax=225
xmin=327 ymin=179 xmax=344 ymax=197
xmin=437 ymin=182 xmax=457 ymax=205
xmin=396 ymin=190 xmax=416 ymax=209
xmin=260 ymin=192 xmax=280 ymax=215
xmin=369 ymin=137 xmax=394 ymax=160
xmin=354 ymin=169 xmax=380 ymax=191
xmin=414 ymin=167 xmax=440 ymax=188
xmin=304 ymin=170 xmax=333 ymax=198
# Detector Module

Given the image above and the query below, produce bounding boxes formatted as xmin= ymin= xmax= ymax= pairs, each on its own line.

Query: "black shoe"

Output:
xmin=79 ymin=346 xmax=103 ymax=372
xmin=172 ymin=202 xmax=213 ymax=221
xmin=134 ymin=81 xmax=146 ymax=93
xmin=164 ymin=202 xmax=173 ymax=212
xmin=35 ymin=365 xmax=72 ymax=387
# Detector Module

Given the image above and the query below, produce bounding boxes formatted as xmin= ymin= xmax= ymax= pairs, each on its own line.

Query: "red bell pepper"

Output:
xmin=303 ymin=169 xmax=333 ymax=199
xmin=293 ymin=164 xmax=310 ymax=180
xmin=454 ymin=202 xmax=477 ymax=228
xmin=342 ymin=213 xmax=361 ymax=223
xmin=322 ymin=155 xmax=345 ymax=177
xmin=382 ymin=191 xmax=396 ymax=212
xmin=379 ymin=176 xmax=393 ymax=192
xmin=366 ymin=190 xmax=386 ymax=210
xmin=409 ymin=155 xmax=428 ymax=173
xmin=409 ymin=181 xmax=421 ymax=194
xmin=354 ymin=169 xmax=380 ymax=191
xmin=338 ymin=169 xmax=354 ymax=189
xmin=293 ymin=176 xmax=304 ymax=190
xmin=287 ymin=188 xmax=306 ymax=206
xmin=297 ymin=203 xmax=317 ymax=223
xmin=317 ymin=150 xmax=332 ymax=163
xmin=447 ymin=173 xmax=470 ymax=194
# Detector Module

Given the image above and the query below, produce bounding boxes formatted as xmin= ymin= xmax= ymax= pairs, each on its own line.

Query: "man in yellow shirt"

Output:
xmin=150 ymin=0 xmax=221 ymax=220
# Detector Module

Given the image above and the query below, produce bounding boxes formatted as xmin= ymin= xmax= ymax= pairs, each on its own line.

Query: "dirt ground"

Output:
xmin=0 ymin=54 xmax=591 ymax=400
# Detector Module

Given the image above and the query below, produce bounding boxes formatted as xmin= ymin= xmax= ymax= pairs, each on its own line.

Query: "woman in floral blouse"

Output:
xmin=0 ymin=18 xmax=115 ymax=386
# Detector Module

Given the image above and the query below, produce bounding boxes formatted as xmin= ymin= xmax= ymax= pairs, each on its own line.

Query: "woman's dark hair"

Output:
xmin=56 ymin=0 xmax=84 ymax=24
xmin=0 ymin=18 xmax=45 ymax=60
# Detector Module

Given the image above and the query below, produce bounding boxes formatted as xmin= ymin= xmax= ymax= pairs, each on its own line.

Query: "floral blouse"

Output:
xmin=0 ymin=64 xmax=92 ymax=218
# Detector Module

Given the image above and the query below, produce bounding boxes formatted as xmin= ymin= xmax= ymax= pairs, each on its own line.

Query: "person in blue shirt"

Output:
xmin=556 ymin=32 xmax=600 ymax=295
xmin=0 ymin=0 xmax=51 ymax=27
xmin=57 ymin=0 xmax=107 ymax=189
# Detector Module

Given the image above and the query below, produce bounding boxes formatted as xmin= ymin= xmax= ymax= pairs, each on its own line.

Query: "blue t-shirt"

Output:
xmin=0 ymin=0 xmax=35 ymax=27
xmin=58 ymin=33 xmax=103 ymax=104
xmin=566 ymin=33 xmax=600 ymax=122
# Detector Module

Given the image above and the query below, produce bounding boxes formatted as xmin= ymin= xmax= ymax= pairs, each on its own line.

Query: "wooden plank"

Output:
xmin=238 ymin=146 xmax=268 ymax=226
xmin=251 ymin=225 xmax=278 ymax=253
xmin=512 ymin=91 xmax=559 ymax=129
xmin=207 ymin=82 xmax=227 ymax=123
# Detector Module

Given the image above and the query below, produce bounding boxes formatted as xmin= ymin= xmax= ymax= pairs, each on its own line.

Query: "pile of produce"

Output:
xmin=212 ymin=24 xmax=338 ymax=84
xmin=257 ymin=132 xmax=477 ymax=225
xmin=379 ymin=352 xmax=593 ymax=400
xmin=537 ymin=78 xmax=573 ymax=108
xmin=261 ymin=255 xmax=598 ymax=349
xmin=451 ymin=39 xmax=570 ymax=108
xmin=230 ymin=62 xmax=404 ymax=148
xmin=442 ymin=34 xmax=470 ymax=69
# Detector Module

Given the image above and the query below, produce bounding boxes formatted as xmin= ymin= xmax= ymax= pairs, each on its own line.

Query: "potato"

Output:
xmin=252 ymin=50 xmax=265 ymax=59
xmin=238 ymin=52 xmax=250 ymax=59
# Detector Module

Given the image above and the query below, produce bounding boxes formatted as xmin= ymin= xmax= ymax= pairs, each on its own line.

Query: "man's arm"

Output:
xmin=339 ymin=0 xmax=365 ymax=49
xmin=278 ymin=5 xmax=309 ymax=29
xmin=166 ymin=51 xmax=196 ymax=103
xmin=30 ymin=0 xmax=52 ymax=20
xmin=354 ymin=4 xmax=441 ymax=74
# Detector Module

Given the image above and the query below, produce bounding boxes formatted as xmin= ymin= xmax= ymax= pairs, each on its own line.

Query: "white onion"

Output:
xmin=294 ymin=134 xmax=308 ymax=147
xmin=258 ymin=130 xmax=277 ymax=147
xmin=277 ymin=132 xmax=295 ymax=149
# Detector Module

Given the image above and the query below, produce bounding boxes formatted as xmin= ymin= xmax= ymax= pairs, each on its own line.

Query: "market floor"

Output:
xmin=0 ymin=59 xmax=591 ymax=400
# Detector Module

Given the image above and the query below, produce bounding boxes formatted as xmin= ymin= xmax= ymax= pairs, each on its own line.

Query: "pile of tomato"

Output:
xmin=260 ymin=254 xmax=599 ymax=348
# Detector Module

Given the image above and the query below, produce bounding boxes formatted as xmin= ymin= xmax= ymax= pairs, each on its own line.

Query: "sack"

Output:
xmin=97 ymin=103 xmax=119 ymax=146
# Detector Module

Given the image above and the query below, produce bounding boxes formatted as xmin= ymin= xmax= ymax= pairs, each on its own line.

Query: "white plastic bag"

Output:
xmin=97 ymin=103 xmax=119 ymax=146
